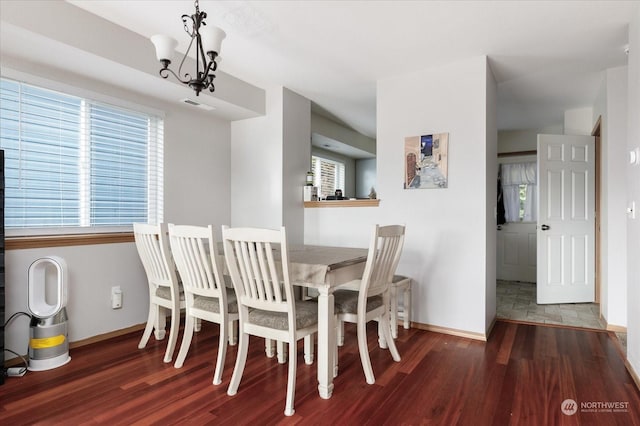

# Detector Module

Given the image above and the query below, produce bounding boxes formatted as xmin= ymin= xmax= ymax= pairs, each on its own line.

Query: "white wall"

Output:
xmin=3 ymin=60 xmax=232 ymax=359
xmin=498 ymin=130 xmax=539 ymax=153
xmin=498 ymin=126 xmax=563 ymax=154
xmin=564 ymin=107 xmax=594 ymax=135
xmin=356 ymin=158 xmax=377 ymax=198
xmin=311 ymin=113 xmax=376 ymax=155
xmin=626 ymin=4 xmax=640 ymax=379
xmin=231 ymin=87 xmax=284 ymax=230
xmin=282 ymin=88 xmax=311 ymax=245
xmin=593 ymin=66 xmax=628 ymax=328
xmin=305 ymin=56 xmax=495 ymax=336
xmin=231 ymin=86 xmax=310 ymax=245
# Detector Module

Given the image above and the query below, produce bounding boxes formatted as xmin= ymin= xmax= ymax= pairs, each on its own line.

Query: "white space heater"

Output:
xmin=27 ymin=256 xmax=71 ymax=371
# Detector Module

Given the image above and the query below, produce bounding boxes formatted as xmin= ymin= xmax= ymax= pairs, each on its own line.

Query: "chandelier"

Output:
xmin=150 ymin=0 xmax=226 ymax=96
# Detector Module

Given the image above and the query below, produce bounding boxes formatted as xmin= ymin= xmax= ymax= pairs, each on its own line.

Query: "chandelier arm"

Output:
xmin=200 ymin=55 xmax=218 ymax=81
xmin=197 ymin=34 xmax=209 ymax=78
xmin=177 ymin=35 xmax=197 ymax=82
xmin=159 ymin=67 xmax=191 ymax=84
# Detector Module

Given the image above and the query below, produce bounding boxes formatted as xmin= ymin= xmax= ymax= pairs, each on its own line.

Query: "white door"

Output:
xmin=537 ymin=134 xmax=595 ymax=304
xmin=497 ymin=222 xmax=537 ymax=282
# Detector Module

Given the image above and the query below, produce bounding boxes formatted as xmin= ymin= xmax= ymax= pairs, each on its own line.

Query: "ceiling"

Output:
xmin=30 ymin=1 xmax=640 ymax=138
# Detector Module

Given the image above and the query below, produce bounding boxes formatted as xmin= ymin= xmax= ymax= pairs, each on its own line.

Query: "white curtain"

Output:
xmin=500 ymin=162 xmax=537 ymax=222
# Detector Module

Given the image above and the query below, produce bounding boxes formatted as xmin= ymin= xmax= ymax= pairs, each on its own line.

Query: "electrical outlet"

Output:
xmin=111 ymin=286 xmax=123 ymax=309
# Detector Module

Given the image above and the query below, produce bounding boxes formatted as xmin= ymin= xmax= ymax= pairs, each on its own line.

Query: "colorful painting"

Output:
xmin=404 ymin=133 xmax=449 ymax=189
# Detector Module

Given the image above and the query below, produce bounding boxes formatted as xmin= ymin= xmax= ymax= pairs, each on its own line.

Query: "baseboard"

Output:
xmin=411 ymin=321 xmax=488 ymax=341
xmin=625 ymin=360 xmax=640 ymax=391
xmin=605 ymin=323 xmax=627 ymax=333
xmin=69 ymin=323 xmax=145 ymax=350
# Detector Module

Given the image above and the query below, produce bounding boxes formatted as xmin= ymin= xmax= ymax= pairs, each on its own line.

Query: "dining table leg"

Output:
xmin=316 ymin=286 xmax=335 ymax=399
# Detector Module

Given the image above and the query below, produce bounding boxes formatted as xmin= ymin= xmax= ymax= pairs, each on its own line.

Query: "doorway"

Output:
xmin=496 ymin=125 xmax=603 ymax=329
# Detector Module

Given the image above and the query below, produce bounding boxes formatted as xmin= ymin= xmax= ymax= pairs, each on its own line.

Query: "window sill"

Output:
xmin=6 ymin=232 xmax=134 ymax=250
xmin=304 ymin=199 xmax=380 ymax=208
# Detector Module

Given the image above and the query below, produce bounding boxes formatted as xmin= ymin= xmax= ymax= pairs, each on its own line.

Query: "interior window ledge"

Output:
xmin=6 ymin=232 xmax=134 ymax=250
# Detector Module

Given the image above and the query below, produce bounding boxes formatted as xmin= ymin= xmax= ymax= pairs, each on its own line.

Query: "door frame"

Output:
xmin=592 ymin=116 xmax=602 ymax=306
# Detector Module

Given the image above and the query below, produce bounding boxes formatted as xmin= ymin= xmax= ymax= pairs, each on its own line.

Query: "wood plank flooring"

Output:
xmin=1 ymin=320 xmax=639 ymax=425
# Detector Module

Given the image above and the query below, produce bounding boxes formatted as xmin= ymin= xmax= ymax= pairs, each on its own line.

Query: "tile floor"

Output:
xmin=496 ymin=280 xmax=628 ymax=353
xmin=496 ymin=280 xmax=605 ymax=329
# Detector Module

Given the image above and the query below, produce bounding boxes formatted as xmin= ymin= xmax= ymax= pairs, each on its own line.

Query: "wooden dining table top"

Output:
xmin=215 ymin=242 xmax=367 ymax=286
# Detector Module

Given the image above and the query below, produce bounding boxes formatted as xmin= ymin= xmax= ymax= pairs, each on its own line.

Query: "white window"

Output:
xmin=311 ymin=155 xmax=345 ymax=199
xmin=0 ymin=78 xmax=163 ymax=234
xmin=500 ymin=162 xmax=537 ymax=223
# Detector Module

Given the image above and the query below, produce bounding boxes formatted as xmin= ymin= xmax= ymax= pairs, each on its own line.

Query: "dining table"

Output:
xmin=286 ymin=244 xmax=368 ymax=399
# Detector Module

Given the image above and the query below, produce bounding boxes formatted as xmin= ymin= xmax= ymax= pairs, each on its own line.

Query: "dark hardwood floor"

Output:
xmin=1 ymin=320 xmax=639 ymax=425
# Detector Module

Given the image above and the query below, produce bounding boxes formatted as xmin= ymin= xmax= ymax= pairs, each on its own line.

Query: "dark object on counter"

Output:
xmin=327 ymin=189 xmax=345 ymax=200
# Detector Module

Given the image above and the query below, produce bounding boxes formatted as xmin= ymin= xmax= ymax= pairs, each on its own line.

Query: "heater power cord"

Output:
xmin=3 ymin=311 xmax=32 ymax=377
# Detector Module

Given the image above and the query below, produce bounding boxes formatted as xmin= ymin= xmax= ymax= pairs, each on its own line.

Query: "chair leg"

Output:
xmin=304 ymin=334 xmax=314 ymax=365
xmin=378 ymin=319 xmax=388 ymax=349
xmin=284 ymin=339 xmax=297 ymax=416
xmin=228 ymin=332 xmax=250 ymax=396
xmin=357 ymin=319 xmax=375 ymax=385
xmin=265 ymin=338 xmax=275 ymax=358
xmin=154 ymin=307 xmax=167 ymax=340
xmin=138 ymin=304 xmax=156 ymax=349
xmin=277 ymin=341 xmax=287 ymax=364
xmin=212 ymin=319 xmax=228 ymax=385
xmin=337 ymin=320 xmax=345 ymax=347
xmin=381 ymin=312 xmax=401 ymax=362
xmin=173 ymin=314 xmax=195 ymax=368
xmin=163 ymin=306 xmax=180 ymax=363
xmin=194 ymin=317 xmax=202 ymax=333
xmin=334 ymin=325 xmax=339 ymax=378
xmin=390 ymin=286 xmax=399 ymax=339
xmin=403 ymin=285 xmax=411 ymax=329
xmin=228 ymin=320 xmax=237 ymax=346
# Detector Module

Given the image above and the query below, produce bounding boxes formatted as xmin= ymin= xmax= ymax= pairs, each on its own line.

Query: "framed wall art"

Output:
xmin=404 ymin=132 xmax=449 ymax=189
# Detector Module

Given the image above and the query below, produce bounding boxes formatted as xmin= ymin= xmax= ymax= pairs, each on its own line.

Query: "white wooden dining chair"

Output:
xmin=222 ymin=226 xmax=318 ymax=417
xmin=334 ymin=224 xmax=404 ymax=384
xmin=133 ymin=222 xmax=183 ymax=363
xmin=168 ymin=224 xmax=239 ymax=385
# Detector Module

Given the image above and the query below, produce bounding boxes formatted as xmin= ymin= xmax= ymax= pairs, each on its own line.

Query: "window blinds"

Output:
xmin=0 ymin=78 xmax=163 ymax=231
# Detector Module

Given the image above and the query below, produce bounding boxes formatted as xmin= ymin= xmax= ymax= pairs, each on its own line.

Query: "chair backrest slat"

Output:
xmin=223 ymin=227 xmax=290 ymax=313
xmin=168 ymin=224 xmax=225 ymax=299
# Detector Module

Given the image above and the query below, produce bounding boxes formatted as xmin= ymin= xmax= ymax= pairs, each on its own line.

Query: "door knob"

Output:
xmin=541 ymin=224 xmax=550 ymax=231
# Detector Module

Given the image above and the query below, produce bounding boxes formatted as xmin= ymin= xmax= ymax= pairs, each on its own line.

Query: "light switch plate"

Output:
xmin=630 ymin=147 xmax=640 ymax=166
